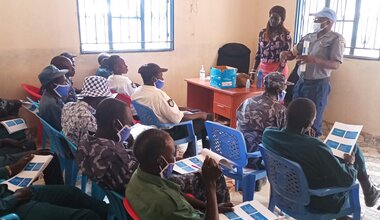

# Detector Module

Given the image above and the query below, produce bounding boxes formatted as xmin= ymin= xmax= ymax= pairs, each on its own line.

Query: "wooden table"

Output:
xmin=185 ymin=78 xmax=263 ymax=128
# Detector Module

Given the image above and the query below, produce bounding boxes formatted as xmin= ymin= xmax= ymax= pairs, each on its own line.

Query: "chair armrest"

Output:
xmin=246 ymin=151 xmax=262 ymax=159
xmin=309 ymin=183 xmax=359 ymax=197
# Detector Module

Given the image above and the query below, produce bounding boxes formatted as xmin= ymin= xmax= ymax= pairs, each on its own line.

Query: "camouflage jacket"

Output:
xmin=236 ymin=93 xmax=286 ymax=153
xmin=77 ymin=133 xmax=138 ymax=193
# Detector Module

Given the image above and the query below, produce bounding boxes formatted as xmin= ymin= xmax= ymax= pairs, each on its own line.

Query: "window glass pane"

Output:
xmin=77 ymin=0 xmax=173 ymax=53
xmin=296 ymin=0 xmax=379 ymax=59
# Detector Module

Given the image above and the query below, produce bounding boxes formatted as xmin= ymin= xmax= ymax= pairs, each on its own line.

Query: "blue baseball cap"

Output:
xmin=310 ymin=7 xmax=337 ymax=22
xmin=38 ymin=65 xmax=68 ymax=87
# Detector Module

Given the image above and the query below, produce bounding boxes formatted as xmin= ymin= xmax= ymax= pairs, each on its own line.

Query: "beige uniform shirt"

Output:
xmin=131 ymin=85 xmax=184 ymax=124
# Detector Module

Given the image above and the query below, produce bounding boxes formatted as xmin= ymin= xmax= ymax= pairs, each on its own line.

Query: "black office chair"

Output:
xmin=217 ymin=43 xmax=251 ymax=74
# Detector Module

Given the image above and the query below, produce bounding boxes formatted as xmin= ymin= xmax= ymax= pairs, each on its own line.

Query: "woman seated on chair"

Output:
xmin=126 ymin=129 xmax=233 ymax=219
xmin=77 ymin=98 xmax=231 ymax=204
xmin=262 ymin=98 xmax=379 ymax=213
xmin=0 ymin=154 xmax=108 ymax=220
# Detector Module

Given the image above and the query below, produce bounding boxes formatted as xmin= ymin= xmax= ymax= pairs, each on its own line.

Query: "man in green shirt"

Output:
xmin=262 ymin=98 xmax=379 ymax=213
xmin=126 ymin=129 xmax=233 ymax=220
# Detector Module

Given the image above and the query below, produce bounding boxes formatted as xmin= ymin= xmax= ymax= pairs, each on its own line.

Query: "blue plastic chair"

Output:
xmin=63 ymin=134 xmax=106 ymax=200
xmin=0 ymin=213 xmax=20 ymax=220
xmin=105 ymin=190 xmax=130 ymax=220
xmin=204 ymin=121 xmax=267 ymax=202
xmin=132 ymin=100 xmax=198 ymax=156
xmin=35 ymin=114 xmax=79 ymax=186
xmin=259 ymin=144 xmax=361 ymax=220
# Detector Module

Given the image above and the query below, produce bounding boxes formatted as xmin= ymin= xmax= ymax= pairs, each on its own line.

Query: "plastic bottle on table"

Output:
xmin=245 ymin=79 xmax=251 ymax=89
xmin=199 ymin=65 xmax=206 ymax=80
xmin=256 ymin=69 xmax=263 ymax=89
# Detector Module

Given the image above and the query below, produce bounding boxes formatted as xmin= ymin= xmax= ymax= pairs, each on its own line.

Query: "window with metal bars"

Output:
xmin=77 ymin=0 xmax=174 ymax=53
xmin=295 ymin=0 xmax=380 ymax=60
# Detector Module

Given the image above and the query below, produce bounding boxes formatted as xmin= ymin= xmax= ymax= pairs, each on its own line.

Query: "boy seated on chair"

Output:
xmin=262 ymin=98 xmax=380 ymax=213
xmin=0 ymin=154 xmax=108 ymax=220
xmin=61 ymin=76 xmax=115 ymax=146
xmin=131 ymin=63 xmax=212 ymax=158
xmin=126 ymin=128 xmax=233 ymax=220
xmin=77 ymin=98 xmax=230 ymax=203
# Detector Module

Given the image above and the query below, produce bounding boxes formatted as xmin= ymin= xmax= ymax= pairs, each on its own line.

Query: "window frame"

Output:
xmin=76 ymin=0 xmax=175 ymax=54
xmin=294 ymin=0 xmax=380 ymax=61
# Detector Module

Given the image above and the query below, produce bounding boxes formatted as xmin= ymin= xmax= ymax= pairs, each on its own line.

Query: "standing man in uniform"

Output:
xmin=280 ymin=7 xmax=345 ymax=137
xmin=131 ymin=63 xmax=211 ymax=158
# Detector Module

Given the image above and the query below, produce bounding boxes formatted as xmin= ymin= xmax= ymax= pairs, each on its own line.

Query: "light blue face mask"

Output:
xmin=278 ymin=90 xmax=287 ymax=102
xmin=154 ymin=79 xmax=165 ymax=89
xmin=159 ymin=156 xmax=175 ymax=179
xmin=53 ymin=84 xmax=70 ymax=98
xmin=116 ymin=120 xmax=131 ymax=142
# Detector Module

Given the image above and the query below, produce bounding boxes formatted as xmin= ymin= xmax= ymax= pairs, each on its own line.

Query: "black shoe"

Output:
xmin=255 ymin=178 xmax=267 ymax=192
xmin=360 ymin=175 xmax=380 ymax=207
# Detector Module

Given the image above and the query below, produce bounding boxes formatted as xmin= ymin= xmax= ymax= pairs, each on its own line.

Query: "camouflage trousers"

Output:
xmin=170 ymin=172 xmax=230 ymax=203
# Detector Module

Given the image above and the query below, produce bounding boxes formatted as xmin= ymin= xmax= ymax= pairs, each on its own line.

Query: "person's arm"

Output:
xmin=202 ymin=156 xmax=220 ymax=220
xmin=181 ymin=112 xmax=208 ymax=121
xmin=317 ymin=144 xmax=357 ymax=187
xmin=253 ymin=31 xmax=264 ymax=72
xmin=296 ymin=55 xmax=341 ymax=70
xmin=277 ymin=32 xmax=292 ymax=72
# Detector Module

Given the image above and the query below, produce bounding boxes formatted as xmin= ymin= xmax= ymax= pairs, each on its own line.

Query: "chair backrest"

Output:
xmin=21 ymin=84 xmax=42 ymax=101
xmin=105 ymin=190 xmax=130 ymax=220
xmin=259 ymin=144 xmax=311 ymax=214
xmin=112 ymin=91 xmax=132 ymax=106
xmin=205 ymin=121 xmax=248 ymax=168
xmin=132 ymin=101 xmax=163 ymax=127
xmin=0 ymin=213 xmax=20 ymax=220
xmin=37 ymin=114 xmax=76 ymax=158
xmin=217 ymin=43 xmax=251 ymax=74
xmin=123 ymin=197 xmax=140 ymax=220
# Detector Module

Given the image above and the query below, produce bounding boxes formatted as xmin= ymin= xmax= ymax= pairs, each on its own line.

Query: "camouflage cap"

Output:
xmin=264 ymin=72 xmax=294 ymax=89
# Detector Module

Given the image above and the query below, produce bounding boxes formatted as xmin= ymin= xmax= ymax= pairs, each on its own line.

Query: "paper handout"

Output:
xmin=173 ymin=149 xmax=235 ymax=174
xmin=324 ymin=122 xmax=363 ymax=159
xmin=220 ymin=200 xmax=278 ymax=220
xmin=3 ymin=155 xmax=53 ymax=191
xmin=0 ymin=118 xmax=28 ymax=134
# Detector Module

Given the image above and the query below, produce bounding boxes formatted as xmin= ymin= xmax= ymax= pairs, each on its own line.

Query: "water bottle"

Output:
xmin=256 ymin=69 xmax=263 ymax=89
xmin=245 ymin=79 xmax=251 ymax=89
xmin=199 ymin=65 xmax=206 ymax=80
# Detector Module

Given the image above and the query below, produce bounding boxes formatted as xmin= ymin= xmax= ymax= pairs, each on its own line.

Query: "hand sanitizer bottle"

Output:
xmin=199 ymin=65 xmax=206 ymax=80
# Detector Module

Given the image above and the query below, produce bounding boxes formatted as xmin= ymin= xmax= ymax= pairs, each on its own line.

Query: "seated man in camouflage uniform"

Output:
xmin=77 ymin=98 xmax=230 ymax=203
xmin=236 ymin=72 xmax=292 ymax=190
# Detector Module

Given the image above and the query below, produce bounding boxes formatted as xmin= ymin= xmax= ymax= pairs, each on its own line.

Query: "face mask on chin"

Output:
xmin=53 ymin=84 xmax=70 ymax=98
xmin=116 ymin=120 xmax=131 ymax=143
xmin=154 ymin=79 xmax=165 ymax=89
xmin=278 ymin=90 xmax=287 ymax=102
xmin=159 ymin=156 xmax=175 ymax=179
